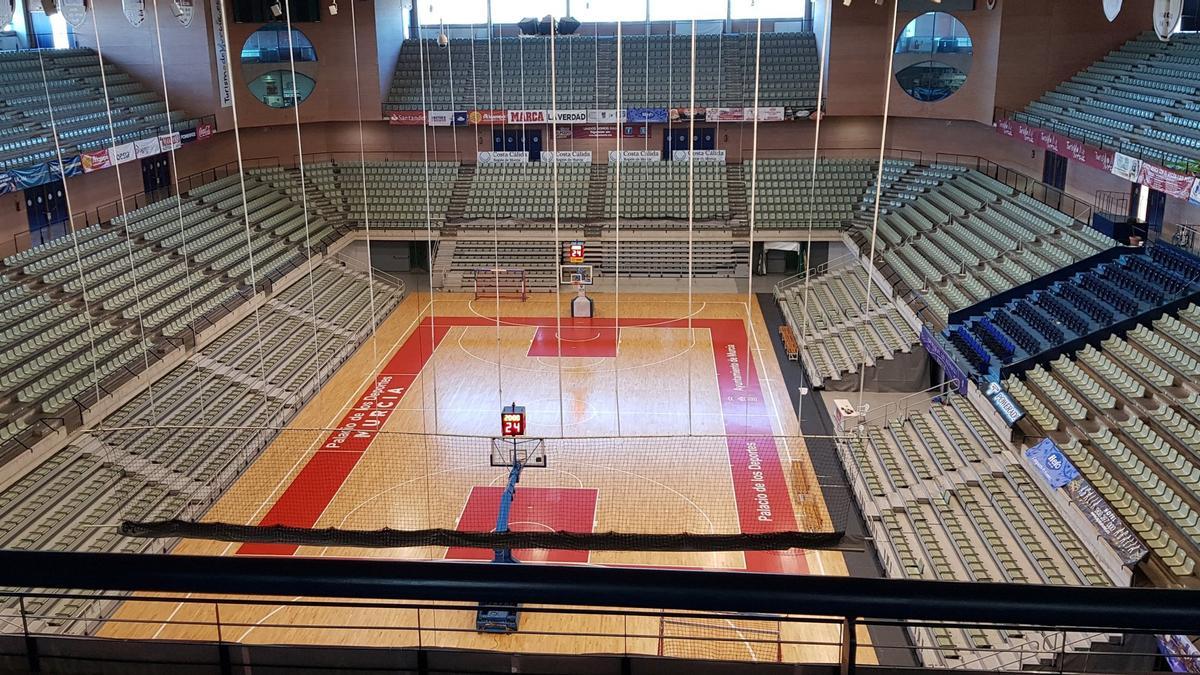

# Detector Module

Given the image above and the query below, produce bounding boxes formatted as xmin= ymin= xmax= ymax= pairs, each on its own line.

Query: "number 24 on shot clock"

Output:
xmin=501 ymin=403 xmax=526 ymax=437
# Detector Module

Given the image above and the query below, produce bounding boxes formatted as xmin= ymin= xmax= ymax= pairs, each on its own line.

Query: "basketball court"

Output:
xmin=98 ymin=290 xmax=870 ymax=664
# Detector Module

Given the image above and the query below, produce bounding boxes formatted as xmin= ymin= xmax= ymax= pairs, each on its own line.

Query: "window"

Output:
xmin=246 ymin=70 xmax=317 ymax=108
xmin=490 ymin=0 xmax=567 ymax=25
xmin=730 ymin=0 xmax=806 ymax=20
xmin=649 ymin=0 xmax=726 ymax=21
xmin=893 ymin=11 xmax=972 ymax=103
xmin=421 ymin=0 xmax=488 ymax=25
xmin=240 ymin=23 xmax=317 ymax=64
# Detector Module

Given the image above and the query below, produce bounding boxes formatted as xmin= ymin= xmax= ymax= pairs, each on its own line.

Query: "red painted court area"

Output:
xmin=446 ymin=487 xmax=598 ymax=564
xmin=238 ymin=314 xmax=808 ymax=574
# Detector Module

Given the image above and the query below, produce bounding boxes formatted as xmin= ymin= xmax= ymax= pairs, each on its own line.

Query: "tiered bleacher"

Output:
xmin=604 ymin=162 xmax=729 ymax=221
xmin=775 ymin=264 xmax=918 ymax=387
xmin=842 ymin=396 xmax=1120 ymax=669
xmin=942 ymin=243 xmax=1200 ymax=382
xmin=850 ymin=165 xmax=1115 ymax=324
xmin=434 ymin=239 xmax=561 ymax=293
xmin=0 ymin=173 xmax=351 ymax=456
xmin=0 ymin=48 xmax=200 ymax=174
xmin=1015 ymin=31 xmax=1200 ymax=172
xmin=0 ymin=257 xmax=402 ymax=633
xmin=385 ymin=33 xmax=819 ymax=110
xmin=752 ymin=158 xmax=908 ymax=230
xmin=1004 ymin=300 xmax=1200 ymax=582
xmin=464 ymin=163 xmax=590 ymax=223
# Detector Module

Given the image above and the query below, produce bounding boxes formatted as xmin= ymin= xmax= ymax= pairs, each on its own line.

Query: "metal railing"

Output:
xmin=932 ymin=152 xmax=1094 ymax=225
xmin=0 ymin=550 xmax=1197 ymax=674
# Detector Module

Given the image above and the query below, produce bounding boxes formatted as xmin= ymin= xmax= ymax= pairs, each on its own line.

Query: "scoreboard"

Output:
xmin=501 ymin=404 xmax=526 ymax=437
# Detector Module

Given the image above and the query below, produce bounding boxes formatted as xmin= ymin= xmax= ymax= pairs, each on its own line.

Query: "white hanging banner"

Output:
xmin=123 ymin=0 xmax=146 ymax=26
xmin=158 ymin=131 xmax=182 ymax=151
xmin=672 ymin=149 xmax=726 ymax=163
xmin=110 ymin=142 xmax=137 ymax=165
xmin=477 ymin=151 xmax=529 ymax=164
xmin=1103 ymin=0 xmax=1122 ymax=21
xmin=175 ymin=0 xmax=194 ymax=26
xmin=0 ymin=0 xmax=14 ymax=27
xmin=427 ymin=110 xmax=454 ymax=126
xmin=1110 ymin=152 xmax=1142 ymax=182
xmin=60 ymin=0 xmax=88 ymax=27
xmin=541 ymin=150 xmax=592 ymax=164
xmin=211 ymin=0 xmax=232 ymax=107
xmin=1153 ymin=0 xmax=1183 ymax=40
xmin=134 ymin=137 xmax=162 ymax=158
xmin=607 ymin=150 xmax=660 ymax=163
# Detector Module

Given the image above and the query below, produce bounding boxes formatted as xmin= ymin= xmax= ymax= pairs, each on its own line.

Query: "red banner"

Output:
xmin=573 ymin=124 xmax=617 ymax=139
xmin=1137 ymin=161 xmax=1196 ymax=200
xmin=388 ymin=110 xmax=426 ymax=126
xmin=81 ymin=149 xmax=111 ymax=173
xmin=467 ymin=109 xmax=506 ymax=125
xmin=995 ymin=117 xmax=1113 ymax=173
xmin=196 ymin=122 xmax=214 ymax=140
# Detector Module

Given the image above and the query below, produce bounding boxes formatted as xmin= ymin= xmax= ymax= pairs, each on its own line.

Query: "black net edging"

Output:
xmin=122 ymin=520 xmax=846 ymax=552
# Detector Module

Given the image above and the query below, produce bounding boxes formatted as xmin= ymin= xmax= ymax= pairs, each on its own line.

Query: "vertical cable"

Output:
xmin=686 ymin=21 xmax=697 ymax=435
xmin=549 ymin=15 xmax=565 ymax=437
xmin=613 ymin=20 xmax=623 ymax=437
xmin=280 ymin=5 xmax=324 ymax=393
xmin=798 ymin=1 xmax=833 ymax=424
xmin=857 ymin=0 xmax=900 ymax=414
xmin=348 ymin=0 xmax=379 ymax=363
xmin=745 ymin=17 xmax=763 ymax=427
xmin=416 ymin=30 xmax=441 ymax=434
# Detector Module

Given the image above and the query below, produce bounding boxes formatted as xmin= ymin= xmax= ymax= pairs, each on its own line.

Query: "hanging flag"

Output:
xmin=1153 ymin=0 xmax=1183 ymax=40
xmin=123 ymin=0 xmax=146 ymax=26
xmin=60 ymin=0 xmax=87 ymax=27
xmin=175 ymin=0 xmax=193 ymax=25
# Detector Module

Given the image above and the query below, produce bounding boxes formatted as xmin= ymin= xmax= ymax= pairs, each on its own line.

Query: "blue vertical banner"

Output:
xmin=1024 ymin=438 xmax=1079 ymax=488
xmin=920 ymin=326 xmax=968 ymax=393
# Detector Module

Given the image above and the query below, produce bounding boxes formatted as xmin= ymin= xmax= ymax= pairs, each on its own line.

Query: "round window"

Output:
xmin=893 ymin=12 xmax=972 ymax=103
xmin=240 ymin=23 xmax=318 ymax=108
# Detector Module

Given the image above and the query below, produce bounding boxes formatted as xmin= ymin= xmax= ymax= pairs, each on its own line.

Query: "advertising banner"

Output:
xmin=1025 ymin=438 xmax=1079 ymax=488
xmin=158 ymin=132 xmax=182 ymax=151
xmin=919 ymin=326 xmax=967 ymax=393
xmin=508 ymin=109 xmax=547 ymax=124
xmin=670 ymin=107 xmax=706 ymax=122
xmin=996 ymin=117 xmax=1115 ymax=173
xmin=1063 ymin=479 xmax=1149 ymax=565
xmin=984 ymin=381 xmax=1026 ymax=426
xmin=426 ymin=111 xmax=454 ymax=127
xmin=572 ymin=125 xmax=616 ymax=139
xmin=134 ymin=137 xmax=162 ymax=158
xmin=467 ymin=109 xmax=507 ymax=125
xmin=1136 ymin=160 xmax=1196 ymax=200
xmin=607 ymin=150 xmax=661 ymax=163
xmin=110 ymin=142 xmax=137 ymax=165
xmin=11 ymin=163 xmax=49 ymax=188
xmin=477 ymin=151 xmax=529 ymax=165
xmin=671 ymin=149 xmax=726 ymax=163
xmin=541 ymin=150 xmax=592 ymax=164
xmin=1111 ymin=151 xmax=1142 ymax=181
xmin=624 ymin=107 xmax=668 ymax=123
xmin=0 ymin=172 xmax=15 ymax=195
xmin=180 ymin=128 xmax=198 ymax=144
xmin=81 ymin=149 xmax=111 ymax=173
xmin=210 ymin=0 xmax=231 ymax=107
xmin=744 ymin=106 xmax=785 ymax=122
xmin=1158 ymin=635 xmax=1200 ymax=673
xmin=388 ymin=110 xmax=426 ymax=126
xmin=587 ymin=109 xmax=619 ymax=123
xmin=706 ymin=107 xmax=745 ymax=122
xmin=550 ymin=109 xmax=588 ymax=124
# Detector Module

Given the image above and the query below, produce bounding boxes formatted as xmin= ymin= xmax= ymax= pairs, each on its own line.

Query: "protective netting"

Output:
xmin=110 ymin=429 xmax=849 ymax=553
xmin=658 ymin=615 xmax=784 ymax=662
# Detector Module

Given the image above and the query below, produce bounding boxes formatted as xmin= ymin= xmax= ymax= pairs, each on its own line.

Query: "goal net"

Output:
xmin=473 ymin=267 xmax=528 ymax=301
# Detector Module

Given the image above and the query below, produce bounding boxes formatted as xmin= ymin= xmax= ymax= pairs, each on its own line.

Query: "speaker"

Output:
xmin=517 ymin=17 xmax=539 ymax=34
xmin=557 ymin=16 xmax=580 ymax=34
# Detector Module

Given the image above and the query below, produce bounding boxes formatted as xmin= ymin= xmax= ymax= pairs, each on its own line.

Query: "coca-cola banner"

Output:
xmin=1137 ymin=160 xmax=1196 ymax=200
xmin=995 ymin=117 xmax=1114 ymax=173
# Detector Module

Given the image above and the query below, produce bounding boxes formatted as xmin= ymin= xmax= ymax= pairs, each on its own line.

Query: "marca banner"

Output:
xmin=508 ymin=109 xmax=547 ymax=125
xmin=621 ymin=123 xmax=649 ymax=138
xmin=996 ymin=117 xmax=1115 ymax=173
xmin=744 ymin=106 xmax=785 ymax=122
xmin=467 ymin=109 xmax=507 ymax=125
xmin=110 ymin=142 xmax=137 ymax=165
xmin=60 ymin=0 xmax=87 ymax=27
xmin=0 ymin=0 xmax=12 ymax=29
xmin=197 ymin=122 xmax=214 ymax=140
xmin=550 ymin=109 xmax=587 ymax=124
xmin=427 ymin=111 xmax=454 ymax=127
xmin=211 ymin=0 xmax=231 ymax=107
xmin=587 ymin=109 xmax=619 ymax=124
xmin=541 ymin=150 xmax=592 ymax=164
xmin=919 ymin=326 xmax=967 ymax=394
xmin=607 ymin=150 xmax=660 ymax=163
xmin=123 ymin=0 xmax=145 ymax=26
xmin=1063 ymin=478 xmax=1149 ymax=565
xmin=1158 ymin=635 xmax=1200 ymax=673
xmin=573 ymin=125 xmax=617 ymax=139
xmin=706 ymin=107 xmax=745 ymax=122
xmin=624 ymin=107 xmax=668 ymax=124
xmin=388 ymin=110 xmax=425 ymax=126
xmin=670 ymin=107 xmax=706 ymax=122
xmin=1025 ymin=438 xmax=1079 ymax=488
xmin=477 ymin=151 xmax=529 ymax=165
xmin=1136 ymin=160 xmax=1196 ymax=200
xmin=81 ymin=149 xmax=111 ymax=173
xmin=175 ymin=0 xmax=193 ymax=26
xmin=1111 ymin=151 xmax=1142 ymax=181
xmin=984 ymin=381 xmax=1026 ymax=426
xmin=158 ymin=132 xmax=182 ymax=151
xmin=672 ymin=149 xmax=726 ymax=163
